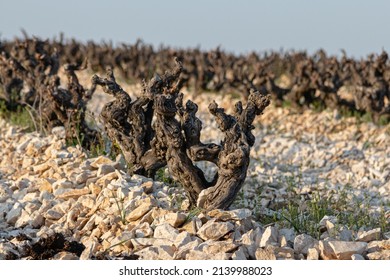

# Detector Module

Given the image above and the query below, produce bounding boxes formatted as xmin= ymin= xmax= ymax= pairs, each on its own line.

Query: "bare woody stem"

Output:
xmin=92 ymin=59 xmax=270 ymax=210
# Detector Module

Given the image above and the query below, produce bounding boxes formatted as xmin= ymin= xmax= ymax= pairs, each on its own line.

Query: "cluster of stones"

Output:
xmin=241 ymin=105 xmax=390 ymax=214
xmin=0 ymin=117 xmax=389 ymax=260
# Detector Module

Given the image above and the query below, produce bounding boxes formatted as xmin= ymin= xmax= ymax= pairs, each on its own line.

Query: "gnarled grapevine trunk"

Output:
xmin=92 ymin=59 xmax=270 ymax=210
xmin=0 ymin=39 xmax=97 ymax=147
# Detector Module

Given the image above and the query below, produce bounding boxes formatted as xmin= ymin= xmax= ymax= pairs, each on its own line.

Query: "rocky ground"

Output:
xmin=0 ymin=85 xmax=389 ymax=260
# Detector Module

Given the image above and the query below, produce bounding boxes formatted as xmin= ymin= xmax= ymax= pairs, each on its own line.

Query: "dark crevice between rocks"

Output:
xmin=21 ymin=233 xmax=85 ymax=260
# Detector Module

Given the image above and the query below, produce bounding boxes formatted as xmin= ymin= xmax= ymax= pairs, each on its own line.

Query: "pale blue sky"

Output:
xmin=0 ymin=0 xmax=389 ymax=58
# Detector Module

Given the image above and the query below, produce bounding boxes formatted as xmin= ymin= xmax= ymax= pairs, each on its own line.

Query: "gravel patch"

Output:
xmin=0 ymin=90 xmax=389 ymax=260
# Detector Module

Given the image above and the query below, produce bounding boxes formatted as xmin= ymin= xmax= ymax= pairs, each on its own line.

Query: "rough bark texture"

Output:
xmin=0 ymin=38 xmax=97 ymax=146
xmin=92 ymin=59 xmax=270 ymax=210
xmin=2 ymin=37 xmax=390 ymax=123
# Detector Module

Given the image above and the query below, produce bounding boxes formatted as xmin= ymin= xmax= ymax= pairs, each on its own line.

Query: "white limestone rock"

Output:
xmin=52 ymin=251 xmax=79 ymax=260
xmin=154 ymin=223 xmax=179 ymax=241
xmin=240 ymin=227 xmax=263 ymax=259
xmin=231 ymin=246 xmax=247 ymax=260
xmin=307 ymin=248 xmax=320 ymax=260
xmin=153 ymin=212 xmax=187 ymax=228
xmin=278 ymin=228 xmax=295 ymax=245
xmin=197 ymin=219 xmax=234 ymax=241
xmin=255 ymin=246 xmax=277 ymax=260
xmin=137 ymin=245 xmax=176 ymax=260
xmin=51 ymin=126 xmax=66 ymax=139
xmin=186 ymin=250 xmax=230 ymax=260
xmin=174 ymin=239 xmax=202 ymax=260
xmin=367 ymin=250 xmax=390 ymax=260
xmin=356 ymin=228 xmax=381 ymax=242
xmin=174 ymin=231 xmax=193 ymax=247
xmin=0 ymin=183 xmax=11 ymax=202
xmin=97 ymin=164 xmax=116 ymax=176
xmin=293 ymin=234 xmax=319 ymax=255
xmin=260 ymin=226 xmax=278 ymax=247
xmin=320 ymin=240 xmax=367 ymax=260
xmin=351 ymin=254 xmax=365 ymax=260
xmin=197 ymin=240 xmax=238 ymax=254
xmin=126 ymin=200 xmax=154 ymax=222
xmin=6 ymin=203 xmax=23 ymax=225
xmin=133 ymin=222 xmax=154 ymax=238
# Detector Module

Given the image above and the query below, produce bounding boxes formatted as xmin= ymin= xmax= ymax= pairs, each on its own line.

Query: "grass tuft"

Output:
xmin=0 ymin=100 xmax=36 ymax=132
xmin=235 ymin=174 xmax=389 ymax=239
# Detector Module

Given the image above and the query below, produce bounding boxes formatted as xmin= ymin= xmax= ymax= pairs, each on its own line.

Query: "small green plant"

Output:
xmin=338 ymin=107 xmax=389 ymax=126
xmin=282 ymin=100 xmax=292 ymax=108
xmin=285 ymin=175 xmax=298 ymax=193
xmin=184 ymin=207 xmax=203 ymax=223
xmin=252 ymin=177 xmax=389 ymax=238
xmin=336 ymin=193 xmax=389 ymax=232
xmin=277 ymin=192 xmax=332 ymax=239
xmin=64 ymin=110 xmax=86 ymax=147
xmin=87 ymin=133 xmax=120 ymax=160
xmin=88 ymin=137 xmax=107 ymax=158
xmin=360 ymin=112 xmax=373 ymax=123
xmin=167 ymin=192 xmax=186 ymax=210
xmin=224 ymin=90 xmax=242 ymax=100
xmin=110 ymin=190 xmax=127 ymax=225
xmin=155 ymin=168 xmax=175 ymax=185
xmin=378 ymin=115 xmax=390 ymax=126
xmin=105 ymin=238 xmax=131 ymax=252
xmin=362 ymin=140 xmax=372 ymax=150
xmin=310 ymin=100 xmax=326 ymax=113
xmin=0 ymin=100 xmax=36 ymax=132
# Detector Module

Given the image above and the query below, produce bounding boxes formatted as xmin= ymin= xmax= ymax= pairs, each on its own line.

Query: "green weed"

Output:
xmin=252 ymin=176 xmax=389 ymax=238
xmin=155 ymin=167 xmax=175 ymax=185
xmin=184 ymin=207 xmax=203 ymax=223
xmin=110 ymin=190 xmax=127 ymax=225
xmin=0 ymin=100 xmax=36 ymax=132
xmin=282 ymin=100 xmax=292 ymax=108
